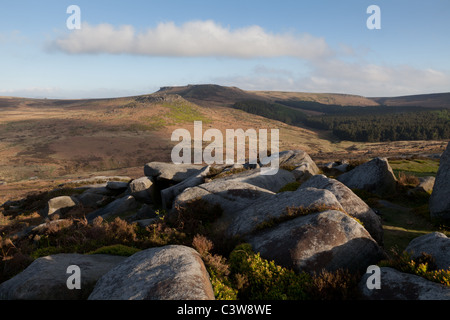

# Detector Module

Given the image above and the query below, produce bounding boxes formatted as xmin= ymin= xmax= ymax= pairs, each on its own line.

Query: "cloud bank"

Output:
xmin=213 ymin=60 xmax=450 ymax=97
xmin=50 ymin=20 xmax=331 ymax=59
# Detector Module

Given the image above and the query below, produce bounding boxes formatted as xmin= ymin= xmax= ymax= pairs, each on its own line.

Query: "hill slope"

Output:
xmin=0 ymin=85 xmax=448 ymax=191
xmin=157 ymin=84 xmax=267 ymax=107
xmin=156 ymin=84 xmax=450 ymax=109
xmin=0 ymin=91 xmax=341 ymax=187
xmin=372 ymin=92 xmax=450 ymax=108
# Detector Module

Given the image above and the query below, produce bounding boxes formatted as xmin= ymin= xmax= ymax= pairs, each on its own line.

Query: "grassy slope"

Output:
xmin=0 ymin=92 xmax=346 ymax=186
xmin=389 ymin=158 xmax=440 ymax=177
xmin=359 ymin=158 xmax=448 ymax=255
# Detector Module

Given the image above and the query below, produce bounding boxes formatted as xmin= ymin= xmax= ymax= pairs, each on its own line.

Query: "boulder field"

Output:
xmin=1 ymin=149 xmax=449 ymax=300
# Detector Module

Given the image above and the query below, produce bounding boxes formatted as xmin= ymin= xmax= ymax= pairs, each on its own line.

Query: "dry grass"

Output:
xmin=397 ymin=172 xmax=420 ymax=187
xmin=1 ymin=93 xmax=447 ymax=187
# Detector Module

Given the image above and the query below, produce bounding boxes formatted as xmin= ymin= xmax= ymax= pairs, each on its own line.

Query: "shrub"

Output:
xmin=347 ymin=158 xmax=368 ymax=171
xmin=397 ymin=172 xmax=420 ymax=187
xmin=228 ymin=243 xmax=311 ymax=300
xmin=192 ymin=234 xmax=237 ymax=300
xmin=169 ymin=198 xmax=223 ymax=241
xmin=306 ymin=269 xmax=361 ymax=300
xmin=379 ymin=249 xmax=450 ymax=286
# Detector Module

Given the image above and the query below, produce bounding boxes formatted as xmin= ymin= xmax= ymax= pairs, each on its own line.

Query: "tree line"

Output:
xmin=304 ymin=109 xmax=450 ymax=142
xmin=232 ymin=99 xmax=450 ymax=142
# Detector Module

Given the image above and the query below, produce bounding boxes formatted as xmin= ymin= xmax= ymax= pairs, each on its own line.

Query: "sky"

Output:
xmin=0 ymin=0 xmax=449 ymax=99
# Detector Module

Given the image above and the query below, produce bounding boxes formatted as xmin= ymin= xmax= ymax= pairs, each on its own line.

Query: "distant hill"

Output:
xmin=372 ymin=92 xmax=450 ymax=108
xmin=157 ymin=84 xmax=266 ymax=107
xmin=157 ymin=84 xmax=379 ymax=107
xmin=156 ymin=84 xmax=450 ymax=109
xmin=2 ymin=84 xmax=450 ymax=110
xmin=252 ymin=90 xmax=380 ymax=107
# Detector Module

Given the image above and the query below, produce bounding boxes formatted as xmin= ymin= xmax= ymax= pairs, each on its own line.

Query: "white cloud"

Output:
xmin=305 ymin=59 xmax=450 ymax=96
xmin=213 ymin=61 xmax=450 ymax=97
xmin=50 ymin=20 xmax=332 ymax=59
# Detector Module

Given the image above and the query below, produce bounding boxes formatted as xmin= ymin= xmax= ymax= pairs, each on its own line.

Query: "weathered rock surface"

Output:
xmin=320 ymin=161 xmax=349 ymax=176
xmin=86 ymin=195 xmax=137 ymax=222
xmin=106 ymin=181 xmax=129 ymax=190
xmin=261 ymin=150 xmax=320 ymax=183
xmin=80 ymin=186 xmax=118 ymax=196
xmin=407 ymin=176 xmax=436 ymax=197
xmin=128 ymin=203 xmax=157 ymax=221
xmin=144 ymin=162 xmax=204 ymax=182
xmin=42 ymin=196 xmax=78 ymax=218
xmin=359 ymin=267 xmax=450 ymax=300
xmin=161 ymin=165 xmax=211 ymax=209
xmin=248 ymin=210 xmax=385 ymax=273
xmin=337 ymin=157 xmax=397 ymax=196
xmin=173 ymin=180 xmax=274 ymax=217
xmin=88 ymin=245 xmax=214 ymax=300
xmin=417 ymin=176 xmax=435 ymax=194
xmin=76 ymin=191 xmax=108 ymax=209
xmin=406 ymin=232 xmax=450 ymax=270
xmin=300 ymin=174 xmax=384 ymax=245
xmin=429 ymin=142 xmax=450 ymax=222
xmin=226 ymin=187 xmax=343 ymax=238
xmin=0 ymin=254 xmax=126 ymax=300
xmin=216 ymin=168 xmax=296 ymax=193
xmin=127 ymin=176 xmax=155 ymax=204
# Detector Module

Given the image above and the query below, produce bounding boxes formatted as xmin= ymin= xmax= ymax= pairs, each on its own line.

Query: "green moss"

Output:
xmin=88 ymin=244 xmax=141 ymax=256
xmin=277 ymin=181 xmax=301 ymax=193
xmin=30 ymin=246 xmax=65 ymax=259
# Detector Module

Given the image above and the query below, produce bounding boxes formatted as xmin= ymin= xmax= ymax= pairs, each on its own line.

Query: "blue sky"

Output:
xmin=1 ymin=0 xmax=449 ymax=98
